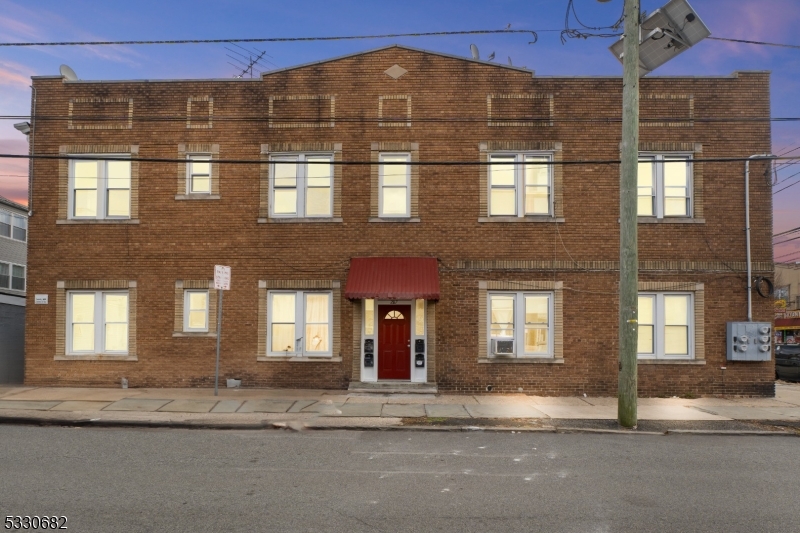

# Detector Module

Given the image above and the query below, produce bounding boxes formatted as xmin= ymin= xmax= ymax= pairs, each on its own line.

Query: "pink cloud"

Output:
xmin=0 ymin=14 xmax=42 ymax=40
xmin=0 ymin=60 xmax=33 ymax=87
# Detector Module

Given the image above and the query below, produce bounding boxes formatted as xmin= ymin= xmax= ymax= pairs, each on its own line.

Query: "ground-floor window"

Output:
xmin=183 ymin=290 xmax=209 ymax=332
xmin=638 ymin=293 xmax=693 ymax=359
xmin=67 ymin=291 xmax=129 ymax=355
xmin=268 ymin=291 xmax=332 ymax=356
xmin=488 ymin=292 xmax=553 ymax=358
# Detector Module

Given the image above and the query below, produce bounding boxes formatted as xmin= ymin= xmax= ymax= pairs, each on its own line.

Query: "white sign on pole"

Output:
xmin=214 ymin=265 xmax=231 ymax=290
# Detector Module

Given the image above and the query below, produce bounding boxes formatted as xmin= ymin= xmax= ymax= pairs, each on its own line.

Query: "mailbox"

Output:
xmin=364 ymin=339 xmax=374 ymax=354
xmin=364 ymin=352 xmax=374 ymax=367
xmin=415 ymin=339 xmax=425 ymax=352
xmin=364 ymin=339 xmax=375 ymax=367
xmin=415 ymin=353 xmax=425 ymax=368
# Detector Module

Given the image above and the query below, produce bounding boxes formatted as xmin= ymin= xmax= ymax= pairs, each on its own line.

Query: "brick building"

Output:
xmin=0 ymin=194 xmax=27 ymax=383
xmin=22 ymin=45 xmax=774 ymax=395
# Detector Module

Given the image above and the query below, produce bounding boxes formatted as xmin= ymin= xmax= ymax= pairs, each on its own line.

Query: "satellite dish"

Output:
xmin=60 ymin=64 xmax=78 ymax=81
xmin=470 ymin=44 xmax=479 ymax=60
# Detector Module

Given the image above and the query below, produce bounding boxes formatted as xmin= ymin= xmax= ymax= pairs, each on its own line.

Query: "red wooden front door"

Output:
xmin=378 ymin=304 xmax=411 ymax=380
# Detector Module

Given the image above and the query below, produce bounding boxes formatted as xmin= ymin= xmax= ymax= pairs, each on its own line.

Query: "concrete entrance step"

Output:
xmin=348 ymin=381 xmax=438 ymax=394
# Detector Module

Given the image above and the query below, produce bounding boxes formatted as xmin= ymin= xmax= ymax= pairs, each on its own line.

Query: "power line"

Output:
xmin=774 ymin=226 xmax=800 ymax=238
xmin=707 ymin=36 xmax=800 ymax=50
xmin=0 ymin=29 xmax=541 ymax=48
xmin=775 ymin=249 xmax=800 ymax=261
xmin=773 ymin=179 xmax=800 ymax=195
xmin=774 ymin=234 xmax=800 ymax=247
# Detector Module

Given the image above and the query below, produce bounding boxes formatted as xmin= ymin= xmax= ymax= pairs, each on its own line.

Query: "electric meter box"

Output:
xmin=726 ymin=322 xmax=771 ymax=361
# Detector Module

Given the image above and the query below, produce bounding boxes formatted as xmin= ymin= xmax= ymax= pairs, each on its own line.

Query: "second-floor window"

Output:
xmin=69 ymin=158 xmax=131 ymax=219
xmin=379 ymin=153 xmax=411 ymax=217
xmin=0 ymin=262 xmax=25 ymax=291
xmin=270 ymin=154 xmax=333 ymax=217
xmin=638 ymin=154 xmax=692 ymax=218
xmin=187 ymin=154 xmax=211 ymax=194
xmin=0 ymin=210 xmax=27 ymax=242
xmin=489 ymin=153 xmax=552 ymax=216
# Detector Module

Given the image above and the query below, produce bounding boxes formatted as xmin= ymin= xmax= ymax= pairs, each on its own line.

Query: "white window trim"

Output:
xmin=186 ymin=153 xmax=212 ymax=194
xmin=269 ymin=153 xmax=334 ymax=218
xmin=488 ymin=152 xmax=554 ymax=217
xmin=487 ymin=291 xmax=554 ymax=358
xmin=638 ymin=292 xmax=694 ymax=360
xmin=66 ymin=290 xmax=129 ymax=355
xmin=266 ymin=290 xmax=333 ymax=357
xmin=0 ymin=261 xmax=25 ymax=291
xmin=183 ymin=289 xmax=210 ymax=332
xmin=67 ymin=155 xmax=132 ymax=220
xmin=639 ymin=153 xmax=693 ymax=219
xmin=0 ymin=209 xmax=27 ymax=243
xmin=378 ymin=152 xmax=411 ymax=218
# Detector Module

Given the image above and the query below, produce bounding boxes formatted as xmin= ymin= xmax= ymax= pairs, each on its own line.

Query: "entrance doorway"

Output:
xmin=378 ymin=304 xmax=411 ymax=380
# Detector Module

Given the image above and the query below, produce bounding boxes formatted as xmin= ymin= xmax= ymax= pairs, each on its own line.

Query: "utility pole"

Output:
xmin=618 ymin=0 xmax=640 ymax=428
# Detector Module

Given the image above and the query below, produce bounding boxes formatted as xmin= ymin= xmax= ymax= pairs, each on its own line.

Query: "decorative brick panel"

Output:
xmin=487 ymin=94 xmax=553 ymax=127
xmin=641 ymin=94 xmax=694 ymax=127
xmin=186 ymin=96 xmax=213 ymax=129
xmin=378 ymin=95 xmax=411 ymax=127
xmin=68 ymin=98 xmax=133 ymax=130
xmin=269 ymin=95 xmax=335 ymax=128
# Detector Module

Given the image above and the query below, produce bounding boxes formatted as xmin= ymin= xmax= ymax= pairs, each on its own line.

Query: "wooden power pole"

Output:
xmin=618 ymin=0 xmax=640 ymax=428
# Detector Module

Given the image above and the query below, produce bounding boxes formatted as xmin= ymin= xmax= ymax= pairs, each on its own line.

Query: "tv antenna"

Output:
xmin=225 ymin=43 xmax=275 ymax=78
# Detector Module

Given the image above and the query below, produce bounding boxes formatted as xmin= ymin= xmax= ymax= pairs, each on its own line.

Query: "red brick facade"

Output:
xmin=24 ymin=45 xmax=774 ymax=396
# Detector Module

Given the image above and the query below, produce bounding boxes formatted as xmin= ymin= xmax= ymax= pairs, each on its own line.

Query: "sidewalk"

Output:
xmin=1 ymin=382 xmax=799 ymax=434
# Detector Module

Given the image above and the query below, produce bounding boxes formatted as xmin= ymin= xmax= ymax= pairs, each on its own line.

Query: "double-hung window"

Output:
xmin=183 ymin=290 xmax=209 ymax=332
xmin=270 ymin=154 xmax=333 ymax=217
xmin=186 ymin=154 xmax=211 ymax=194
xmin=489 ymin=153 xmax=552 ymax=217
xmin=69 ymin=157 xmax=131 ymax=219
xmin=638 ymin=154 xmax=692 ymax=218
xmin=0 ymin=262 xmax=25 ymax=291
xmin=268 ymin=291 xmax=332 ymax=356
xmin=67 ymin=291 xmax=129 ymax=355
xmin=379 ymin=153 xmax=410 ymax=217
xmin=638 ymin=293 xmax=693 ymax=359
xmin=488 ymin=292 xmax=553 ymax=358
xmin=0 ymin=211 xmax=27 ymax=242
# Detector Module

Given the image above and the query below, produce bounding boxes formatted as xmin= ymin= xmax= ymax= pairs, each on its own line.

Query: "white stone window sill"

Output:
xmin=627 ymin=217 xmax=705 ymax=224
xmin=637 ymin=359 xmax=705 ymax=365
xmin=368 ymin=217 xmax=421 ymax=223
xmin=479 ymin=216 xmax=565 ymax=223
xmin=55 ymin=354 xmax=138 ymax=361
xmin=57 ymin=219 xmax=140 ymax=225
xmin=258 ymin=217 xmax=343 ymax=224
xmin=172 ymin=332 xmax=217 ymax=338
xmin=478 ymin=357 xmax=564 ymax=364
xmin=175 ymin=194 xmax=220 ymax=200
xmin=258 ymin=356 xmax=342 ymax=362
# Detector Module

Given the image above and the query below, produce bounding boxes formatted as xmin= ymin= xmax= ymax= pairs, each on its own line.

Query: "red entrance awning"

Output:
xmin=344 ymin=257 xmax=440 ymax=300
xmin=776 ymin=318 xmax=800 ymax=331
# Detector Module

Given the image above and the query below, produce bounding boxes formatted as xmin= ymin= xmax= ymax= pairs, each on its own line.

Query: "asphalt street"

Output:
xmin=0 ymin=426 xmax=798 ymax=533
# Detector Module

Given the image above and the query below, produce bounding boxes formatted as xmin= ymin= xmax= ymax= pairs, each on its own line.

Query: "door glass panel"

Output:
xmin=415 ymin=299 xmax=425 ymax=336
xmin=364 ymin=299 xmax=375 ymax=335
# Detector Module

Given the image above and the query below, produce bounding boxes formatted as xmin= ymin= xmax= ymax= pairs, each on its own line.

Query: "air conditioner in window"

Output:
xmin=491 ymin=338 xmax=515 ymax=356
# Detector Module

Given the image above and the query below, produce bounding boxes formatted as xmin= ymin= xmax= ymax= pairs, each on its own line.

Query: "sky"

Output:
xmin=1 ymin=0 xmax=799 ymax=261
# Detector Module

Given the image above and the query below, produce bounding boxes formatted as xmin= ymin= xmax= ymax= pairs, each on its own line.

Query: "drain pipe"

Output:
xmin=745 ymin=154 xmax=774 ymax=321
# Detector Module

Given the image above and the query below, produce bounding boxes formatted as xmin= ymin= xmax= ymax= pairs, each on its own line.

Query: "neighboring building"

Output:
xmin=775 ymin=262 xmax=800 ymax=344
xmin=0 ymin=195 xmax=27 ymax=383
xmin=22 ymin=45 xmax=774 ymax=395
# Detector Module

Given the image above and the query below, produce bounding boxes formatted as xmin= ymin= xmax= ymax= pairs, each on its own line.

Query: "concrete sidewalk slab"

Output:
xmin=388 ymin=394 xmax=477 ymax=405
xmin=287 ymin=400 xmax=318 ymax=413
xmin=465 ymin=404 xmax=549 ymax=419
xmin=334 ymin=403 xmax=382 ymax=417
xmin=104 ymin=399 xmax=172 ymax=412
xmin=693 ymin=406 xmax=800 ymax=420
xmin=158 ymin=400 xmax=219 ymax=413
xmin=425 ymin=404 xmax=470 ymax=418
xmin=50 ymin=401 xmax=112 ymax=411
xmin=579 ymin=397 xmax=618 ymax=407
xmin=534 ymin=404 xmax=618 ymax=419
xmin=639 ymin=405 xmax=731 ymax=421
xmin=0 ymin=400 xmax=61 ymax=411
xmin=475 ymin=395 xmax=537 ymax=405
xmin=237 ymin=400 xmax=295 ymax=413
xmin=529 ymin=397 xmax=589 ymax=406
xmin=382 ymin=404 xmax=426 ymax=417
xmin=0 ymin=387 xmax=34 ymax=399
xmin=210 ymin=400 xmax=242 ymax=413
